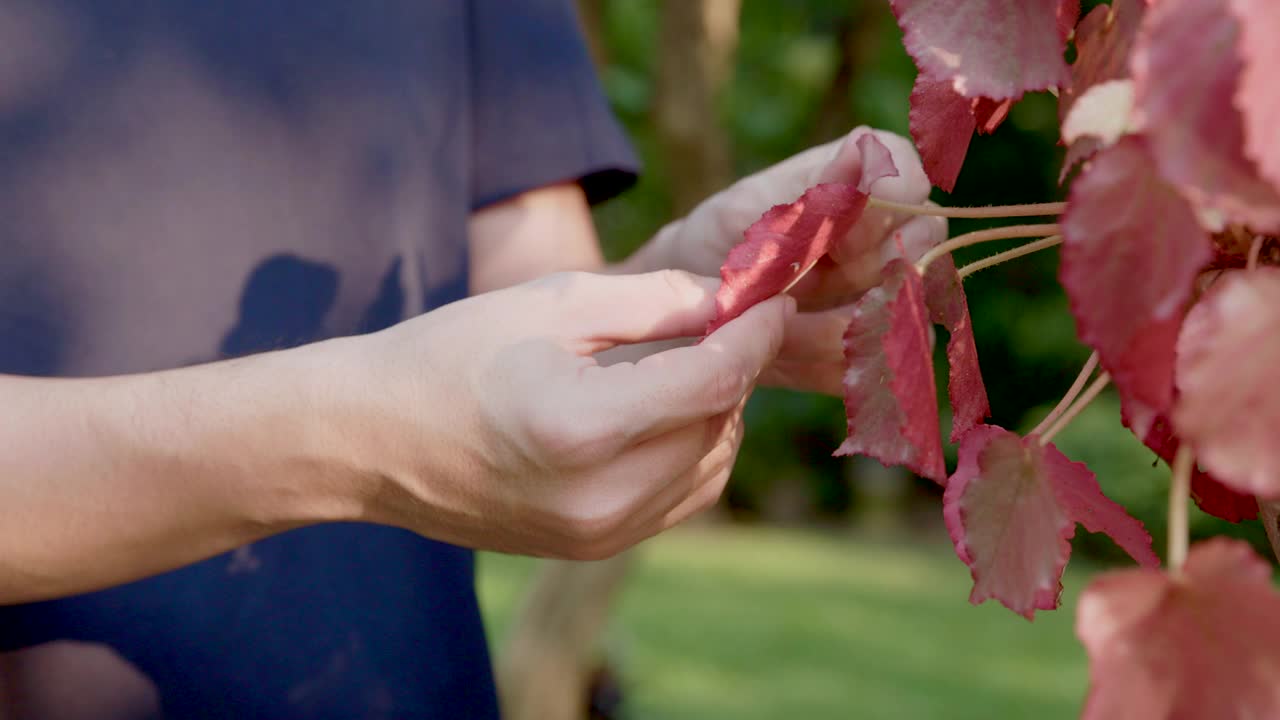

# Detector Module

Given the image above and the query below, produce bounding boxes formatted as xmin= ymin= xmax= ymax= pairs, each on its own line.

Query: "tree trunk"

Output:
xmin=575 ymin=0 xmax=607 ymax=68
xmin=654 ymin=0 xmax=741 ymax=215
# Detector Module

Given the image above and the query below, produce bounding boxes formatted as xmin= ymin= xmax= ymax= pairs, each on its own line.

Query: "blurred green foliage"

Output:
xmin=587 ymin=0 xmax=1268 ymax=557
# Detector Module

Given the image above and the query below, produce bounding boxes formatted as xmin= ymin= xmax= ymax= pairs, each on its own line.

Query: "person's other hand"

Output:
xmin=650 ymin=127 xmax=946 ymax=396
xmin=319 ymin=270 xmax=790 ymax=560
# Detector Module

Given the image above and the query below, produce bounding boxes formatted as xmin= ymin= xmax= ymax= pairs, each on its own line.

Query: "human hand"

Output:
xmin=647 ymin=127 xmax=946 ymax=395
xmin=319 ymin=270 xmax=790 ymax=560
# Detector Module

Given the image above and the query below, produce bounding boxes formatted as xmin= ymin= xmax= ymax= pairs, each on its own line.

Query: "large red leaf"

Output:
xmin=944 ymin=425 xmax=1157 ymax=619
xmin=890 ymin=0 xmax=1071 ymax=100
xmin=1060 ymin=137 xmax=1210 ymax=439
xmin=836 ymin=259 xmax=946 ymax=483
xmin=1230 ymin=0 xmax=1280 ymax=198
xmin=1131 ymin=0 xmax=1280 ymax=233
xmin=706 ymin=135 xmax=899 ymax=333
xmin=1077 ymin=539 xmax=1280 ymax=720
xmin=1174 ymin=268 xmax=1280 ymax=498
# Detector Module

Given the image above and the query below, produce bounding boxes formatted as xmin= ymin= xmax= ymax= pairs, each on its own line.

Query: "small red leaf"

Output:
xmin=836 ymin=259 xmax=946 ymax=483
xmin=1078 ymin=539 xmax=1280 ymax=720
xmin=1175 ymin=268 xmax=1280 ymax=498
xmin=923 ymin=257 xmax=990 ymax=442
xmin=1061 ymin=138 xmax=1211 ymax=438
xmin=971 ymin=97 xmax=1013 ymax=135
xmin=890 ymin=0 xmax=1071 ymax=100
xmin=1132 ymin=0 xmax=1280 ymax=232
xmin=944 ymin=426 xmax=1156 ymax=619
xmin=908 ymin=75 xmax=976 ymax=193
xmin=1059 ymin=0 xmax=1144 ymax=127
xmin=707 ymin=136 xmax=899 ymax=333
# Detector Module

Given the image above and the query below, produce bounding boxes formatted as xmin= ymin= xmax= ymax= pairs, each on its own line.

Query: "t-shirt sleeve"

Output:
xmin=468 ymin=0 xmax=639 ymax=209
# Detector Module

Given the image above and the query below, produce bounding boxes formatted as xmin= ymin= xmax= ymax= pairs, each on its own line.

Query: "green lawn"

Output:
xmin=478 ymin=527 xmax=1096 ymax=720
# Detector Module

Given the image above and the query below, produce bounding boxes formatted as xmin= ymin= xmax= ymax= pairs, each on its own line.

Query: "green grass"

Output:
xmin=478 ymin=527 xmax=1096 ymax=720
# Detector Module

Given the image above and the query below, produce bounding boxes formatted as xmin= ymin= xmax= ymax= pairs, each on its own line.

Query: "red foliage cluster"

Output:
xmin=708 ymin=0 xmax=1280 ymax=716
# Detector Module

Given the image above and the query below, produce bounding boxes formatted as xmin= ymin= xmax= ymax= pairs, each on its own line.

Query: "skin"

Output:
xmin=0 ymin=127 xmax=939 ymax=606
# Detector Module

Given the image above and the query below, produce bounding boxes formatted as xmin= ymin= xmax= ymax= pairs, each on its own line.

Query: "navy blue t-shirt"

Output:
xmin=0 ymin=1 xmax=636 ymax=717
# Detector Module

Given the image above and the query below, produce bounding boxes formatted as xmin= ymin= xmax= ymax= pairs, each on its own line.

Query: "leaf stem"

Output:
xmin=958 ymin=235 xmax=1063 ymax=279
xmin=1248 ymin=235 xmax=1264 ymax=271
xmin=1168 ymin=446 xmax=1193 ymax=575
xmin=916 ymin=224 xmax=1062 ymax=275
xmin=1039 ymin=372 xmax=1110 ymax=445
xmin=1031 ymin=351 xmax=1100 ymax=438
xmin=867 ymin=198 xmax=1067 ymax=219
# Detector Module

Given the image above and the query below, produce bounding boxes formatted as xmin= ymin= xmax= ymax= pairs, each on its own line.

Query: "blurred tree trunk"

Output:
xmin=654 ymin=0 xmax=741 ymax=215
xmin=576 ymin=0 xmax=607 ymax=68
xmin=808 ymin=7 xmax=869 ymax=144
xmin=498 ymin=5 xmax=741 ymax=719
xmin=496 ymin=557 xmax=633 ymax=720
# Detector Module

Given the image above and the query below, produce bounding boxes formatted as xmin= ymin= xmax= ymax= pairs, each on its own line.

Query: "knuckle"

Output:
xmin=654 ymin=268 xmax=705 ymax=304
xmin=694 ymin=472 xmax=731 ymax=514
xmin=520 ymin=404 xmax=617 ymax=468
xmin=556 ymin=507 xmax=628 ymax=559
xmin=533 ymin=270 xmax=595 ymax=299
xmin=705 ymin=360 xmax=750 ymax=410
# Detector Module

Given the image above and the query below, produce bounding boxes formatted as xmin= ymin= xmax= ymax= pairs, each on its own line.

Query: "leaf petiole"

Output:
xmin=1248 ymin=235 xmax=1264 ymax=271
xmin=916 ymin=224 xmax=1062 ymax=275
xmin=1168 ymin=446 xmax=1193 ymax=575
xmin=1038 ymin=372 xmax=1110 ymax=446
xmin=867 ymin=197 xmax=1067 ymax=219
xmin=1030 ymin=351 xmax=1100 ymax=438
xmin=958 ymin=235 xmax=1063 ymax=279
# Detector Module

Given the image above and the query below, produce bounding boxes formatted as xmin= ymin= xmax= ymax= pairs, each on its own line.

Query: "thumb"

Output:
xmin=547 ymin=270 xmax=722 ymax=353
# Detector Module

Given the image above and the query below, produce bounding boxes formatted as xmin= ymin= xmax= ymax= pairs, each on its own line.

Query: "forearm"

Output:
xmin=0 ymin=345 xmax=363 ymax=604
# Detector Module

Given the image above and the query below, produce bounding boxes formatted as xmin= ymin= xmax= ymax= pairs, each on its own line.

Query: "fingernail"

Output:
xmin=785 ymin=296 xmax=798 ymax=317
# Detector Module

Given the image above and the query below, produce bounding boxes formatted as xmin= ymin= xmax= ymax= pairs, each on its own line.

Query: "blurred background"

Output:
xmin=480 ymin=2 xmax=1270 ymax=719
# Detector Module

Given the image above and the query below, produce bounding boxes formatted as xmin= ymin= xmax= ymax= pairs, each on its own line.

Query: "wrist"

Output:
xmin=144 ymin=341 xmax=374 ymax=534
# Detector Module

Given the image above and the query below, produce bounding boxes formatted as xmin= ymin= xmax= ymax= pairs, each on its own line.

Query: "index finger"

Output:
xmin=578 ymin=295 xmax=792 ymax=444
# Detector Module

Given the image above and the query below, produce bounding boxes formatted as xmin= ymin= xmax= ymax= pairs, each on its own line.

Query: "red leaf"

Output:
xmin=890 ymin=0 xmax=1071 ymax=100
xmin=836 ymin=259 xmax=945 ymax=483
xmin=1174 ymin=268 xmax=1280 ymax=498
xmin=1078 ymin=539 xmax=1280 ymax=720
xmin=1060 ymin=0 xmax=1145 ymax=125
xmin=707 ymin=135 xmax=899 ymax=333
xmin=945 ymin=426 xmax=1157 ymax=619
xmin=1057 ymin=0 xmax=1080 ymax=39
xmin=1230 ymin=0 xmax=1280 ymax=197
xmin=923 ymin=257 xmax=990 ymax=442
xmin=1132 ymin=0 xmax=1280 ymax=233
xmin=1192 ymin=474 xmax=1260 ymax=523
xmin=909 ymin=78 xmax=1015 ymax=191
xmin=1060 ymin=138 xmax=1210 ymax=438
xmin=1137 ymin=415 xmax=1257 ymax=522
xmin=971 ymin=97 xmax=1013 ymax=135
xmin=908 ymin=75 xmax=976 ymax=193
